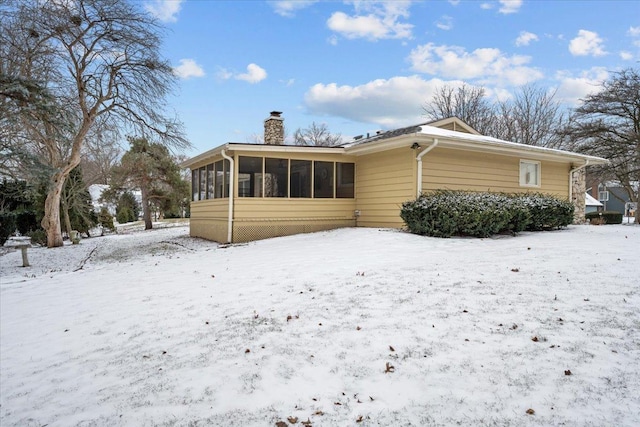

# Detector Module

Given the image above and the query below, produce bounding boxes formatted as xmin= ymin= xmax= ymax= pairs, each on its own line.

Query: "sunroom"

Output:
xmin=186 ymin=143 xmax=357 ymax=243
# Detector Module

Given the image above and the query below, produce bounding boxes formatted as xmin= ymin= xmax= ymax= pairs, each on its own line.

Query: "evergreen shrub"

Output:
xmin=26 ymin=229 xmax=47 ymax=245
xmin=585 ymin=211 xmax=623 ymax=224
xmin=401 ymin=190 xmax=574 ymax=238
xmin=0 ymin=211 xmax=17 ymax=245
xmin=116 ymin=207 xmax=134 ymax=224
xmin=98 ymin=207 xmax=116 ymax=232
xmin=16 ymin=210 xmax=38 ymax=235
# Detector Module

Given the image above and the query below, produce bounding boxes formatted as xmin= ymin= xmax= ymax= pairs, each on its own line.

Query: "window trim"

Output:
xmin=519 ymin=160 xmax=541 ymax=187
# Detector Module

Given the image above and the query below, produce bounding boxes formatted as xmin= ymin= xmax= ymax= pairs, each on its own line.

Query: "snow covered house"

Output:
xmin=182 ymin=112 xmax=608 ymax=243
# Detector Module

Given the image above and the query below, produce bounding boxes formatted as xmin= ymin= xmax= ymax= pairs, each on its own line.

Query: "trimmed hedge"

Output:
xmin=585 ymin=211 xmax=623 ymax=225
xmin=401 ymin=190 xmax=575 ymax=238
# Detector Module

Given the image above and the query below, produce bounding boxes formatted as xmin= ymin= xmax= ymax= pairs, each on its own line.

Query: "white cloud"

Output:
xmin=569 ymin=30 xmax=607 ymax=57
xmin=216 ymin=68 xmax=233 ymax=80
xmin=515 ymin=31 xmax=538 ymax=47
xmin=327 ymin=35 xmax=339 ymax=46
xmin=305 ymin=76 xmax=454 ymax=128
xmin=448 ymin=0 xmax=461 ymax=5
xmin=236 ymin=63 xmax=268 ymax=84
xmin=270 ymin=1 xmax=317 ymax=17
xmin=628 ymin=26 xmax=640 ymax=37
xmin=408 ymin=43 xmax=543 ymax=86
xmin=555 ymin=67 xmax=608 ymax=105
xmin=498 ymin=0 xmax=522 ymax=14
xmin=173 ymin=59 xmax=205 ymax=79
xmin=327 ymin=1 xmax=413 ymax=41
xmin=144 ymin=0 xmax=183 ymax=23
xmin=480 ymin=3 xmax=493 ymax=10
xmin=436 ymin=15 xmax=453 ymax=31
xmin=620 ymin=51 xmax=633 ymax=60
xmin=216 ymin=64 xmax=267 ymax=84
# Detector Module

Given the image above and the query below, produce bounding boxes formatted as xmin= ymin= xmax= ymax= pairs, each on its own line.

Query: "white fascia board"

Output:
xmin=437 ymin=138 xmax=609 ymax=164
xmin=181 ymin=143 xmax=347 ymax=169
xmin=180 ymin=144 xmax=228 ymax=169
xmin=345 ymin=131 xmax=608 ymax=165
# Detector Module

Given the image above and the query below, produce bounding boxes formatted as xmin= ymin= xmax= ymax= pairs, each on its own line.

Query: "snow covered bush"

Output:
xmin=401 ymin=191 xmax=574 ymax=238
xmin=516 ymin=193 xmax=574 ymax=231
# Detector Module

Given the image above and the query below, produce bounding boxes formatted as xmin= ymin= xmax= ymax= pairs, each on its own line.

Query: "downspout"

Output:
xmin=568 ymin=159 xmax=590 ymax=203
xmin=221 ymin=149 xmax=235 ymax=243
xmin=416 ymin=139 xmax=439 ymax=197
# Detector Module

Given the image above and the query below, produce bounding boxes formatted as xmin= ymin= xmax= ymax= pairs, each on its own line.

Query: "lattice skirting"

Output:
xmin=190 ymin=219 xmax=228 ymax=243
xmin=232 ymin=219 xmax=356 ymax=243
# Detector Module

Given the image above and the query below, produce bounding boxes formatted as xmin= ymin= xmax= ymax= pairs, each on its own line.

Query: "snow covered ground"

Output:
xmin=1 ymin=223 xmax=639 ymax=426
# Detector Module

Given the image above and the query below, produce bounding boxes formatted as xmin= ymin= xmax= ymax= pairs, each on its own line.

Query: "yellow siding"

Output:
xmin=355 ymin=147 xmax=416 ymax=228
xmin=233 ymin=198 xmax=356 ymax=243
xmin=421 ymin=148 xmax=570 ymax=198
xmin=189 ymin=199 xmax=229 ymax=242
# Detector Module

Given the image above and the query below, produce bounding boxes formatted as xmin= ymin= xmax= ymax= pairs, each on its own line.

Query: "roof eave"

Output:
xmin=180 ymin=143 xmax=347 ymax=169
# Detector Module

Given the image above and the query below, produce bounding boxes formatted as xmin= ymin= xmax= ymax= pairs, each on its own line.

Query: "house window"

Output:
xmin=336 ymin=162 xmax=355 ymax=198
xmin=314 ymin=161 xmax=334 ymax=198
xmin=520 ymin=160 xmax=540 ymax=187
xmin=239 ymin=156 xmax=263 ymax=197
xmin=290 ymin=160 xmax=311 ymax=198
xmin=206 ymin=164 xmax=214 ymax=199
xmin=265 ymin=158 xmax=288 ymax=197
xmin=191 ymin=169 xmax=198 ymax=201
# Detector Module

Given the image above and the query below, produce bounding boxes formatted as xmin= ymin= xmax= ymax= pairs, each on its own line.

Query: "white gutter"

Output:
xmin=568 ymin=159 xmax=590 ymax=203
xmin=416 ymin=139 xmax=439 ymax=197
xmin=220 ymin=149 xmax=235 ymax=243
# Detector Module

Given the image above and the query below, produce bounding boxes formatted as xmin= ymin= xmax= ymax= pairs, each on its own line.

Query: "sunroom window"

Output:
xmin=290 ymin=160 xmax=311 ymax=198
xmin=265 ymin=158 xmax=288 ymax=197
xmin=314 ymin=161 xmax=334 ymax=198
xmin=238 ymin=156 xmax=263 ymax=197
xmin=336 ymin=162 xmax=355 ymax=198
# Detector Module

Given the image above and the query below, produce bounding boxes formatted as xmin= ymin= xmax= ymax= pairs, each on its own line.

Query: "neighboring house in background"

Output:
xmin=585 ymin=192 xmax=603 ymax=214
xmin=587 ymin=181 xmax=634 ymax=214
xmin=182 ymin=112 xmax=608 ymax=243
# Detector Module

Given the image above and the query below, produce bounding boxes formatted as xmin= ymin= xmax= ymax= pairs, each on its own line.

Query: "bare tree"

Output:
xmin=564 ymin=68 xmax=640 ymax=224
xmin=81 ymin=120 xmax=122 ymax=186
xmin=495 ymin=85 xmax=566 ymax=148
xmin=422 ymin=83 xmax=496 ymax=135
xmin=293 ymin=122 xmax=342 ymax=146
xmin=0 ymin=0 xmax=187 ymax=247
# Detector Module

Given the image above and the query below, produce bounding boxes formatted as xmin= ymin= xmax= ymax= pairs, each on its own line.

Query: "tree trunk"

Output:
xmin=141 ymin=186 xmax=153 ymax=230
xmin=41 ymin=172 xmax=66 ymax=247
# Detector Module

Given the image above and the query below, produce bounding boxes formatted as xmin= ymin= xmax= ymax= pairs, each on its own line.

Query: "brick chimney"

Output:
xmin=264 ymin=111 xmax=284 ymax=145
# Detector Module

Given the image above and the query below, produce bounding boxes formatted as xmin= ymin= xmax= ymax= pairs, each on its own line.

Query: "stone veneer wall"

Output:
xmin=571 ymin=167 xmax=586 ymax=224
xmin=264 ymin=114 xmax=284 ymax=145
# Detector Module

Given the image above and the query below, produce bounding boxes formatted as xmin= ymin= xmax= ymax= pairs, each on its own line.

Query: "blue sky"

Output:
xmin=142 ymin=0 xmax=640 ymax=156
